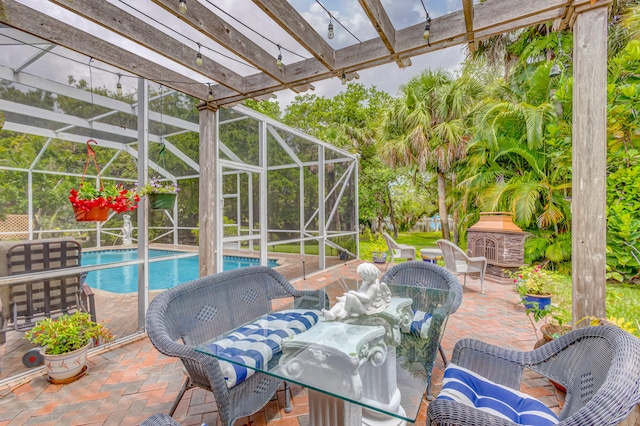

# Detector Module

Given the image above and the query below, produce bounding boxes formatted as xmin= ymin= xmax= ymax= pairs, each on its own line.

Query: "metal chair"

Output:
xmin=0 ymin=238 xmax=96 ymax=345
xmin=436 ymin=239 xmax=487 ymax=293
xmin=145 ymin=266 xmax=328 ymax=426
xmin=381 ymin=261 xmax=463 ymax=399
xmin=382 ymin=232 xmax=416 ymax=269
xmin=427 ymin=326 xmax=640 ymax=425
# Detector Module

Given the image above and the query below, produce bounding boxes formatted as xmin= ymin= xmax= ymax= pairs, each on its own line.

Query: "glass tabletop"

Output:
xmin=195 ymin=278 xmax=452 ymax=423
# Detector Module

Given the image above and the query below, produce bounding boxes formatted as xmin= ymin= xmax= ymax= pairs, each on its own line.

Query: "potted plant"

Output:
xmin=69 ymin=180 xmax=139 ymax=221
xmin=511 ymin=264 xmax=557 ymax=310
xmin=136 ymin=177 xmax=180 ymax=210
xmin=24 ymin=311 xmax=113 ymax=383
xmin=363 ymin=229 xmax=388 ymax=263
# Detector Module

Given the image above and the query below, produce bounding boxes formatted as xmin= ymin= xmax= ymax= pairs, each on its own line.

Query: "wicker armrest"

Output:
xmin=427 ymin=399 xmax=517 ymax=426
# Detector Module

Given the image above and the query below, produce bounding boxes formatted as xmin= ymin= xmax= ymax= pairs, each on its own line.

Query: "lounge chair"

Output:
xmin=0 ymin=238 xmax=96 ymax=344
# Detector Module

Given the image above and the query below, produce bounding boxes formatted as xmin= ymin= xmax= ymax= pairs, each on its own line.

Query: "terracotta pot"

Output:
xmin=42 ymin=343 xmax=90 ymax=382
xmin=148 ymin=193 xmax=177 ymax=210
xmin=73 ymin=205 xmax=109 ymax=222
xmin=541 ymin=324 xmax=572 ymax=342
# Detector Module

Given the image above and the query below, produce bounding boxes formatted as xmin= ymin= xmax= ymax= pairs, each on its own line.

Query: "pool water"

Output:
xmin=81 ymin=249 xmax=278 ymax=293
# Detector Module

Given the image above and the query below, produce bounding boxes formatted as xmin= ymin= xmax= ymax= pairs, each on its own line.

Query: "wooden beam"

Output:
xmin=151 ymin=0 xmax=285 ymax=84
xmin=571 ymin=3 xmax=609 ymax=325
xmin=462 ymin=0 xmax=476 ymax=52
xmin=358 ymin=0 xmax=396 ymax=54
xmin=0 ymin=0 xmax=209 ymax=102
xmin=48 ymin=0 xmax=244 ymax=93
xmin=252 ymin=0 xmax=335 ymax=69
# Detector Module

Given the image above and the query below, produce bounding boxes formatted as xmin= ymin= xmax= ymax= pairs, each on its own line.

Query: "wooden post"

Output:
xmin=198 ymin=102 xmax=218 ymax=277
xmin=571 ymin=1 xmax=611 ymax=325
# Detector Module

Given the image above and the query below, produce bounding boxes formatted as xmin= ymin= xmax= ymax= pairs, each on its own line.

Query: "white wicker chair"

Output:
xmin=382 ymin=232 xmax=415 ymax=269
xmin=436 ymin=239 xmax=487 ymax=293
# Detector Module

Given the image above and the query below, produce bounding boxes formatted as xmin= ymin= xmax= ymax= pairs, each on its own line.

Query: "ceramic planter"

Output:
xmin=43 ymin=343 xmax=90 ymax=383
xmin=372 ymin=251 xmax=387 ymax=264
xmin=73 ymin=205 xmax=109 ymax=222
xmin=148 ymin=193 xmax=177 ymax=210
xmin=522 ymin=293 xmax=552 ymax=310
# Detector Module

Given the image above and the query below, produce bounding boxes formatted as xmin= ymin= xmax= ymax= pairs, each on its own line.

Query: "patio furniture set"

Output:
xmin=2 ymin=239 xmax=640 ymax=425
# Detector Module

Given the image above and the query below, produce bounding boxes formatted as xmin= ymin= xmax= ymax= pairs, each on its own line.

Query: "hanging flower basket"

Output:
xmin=148 ymin=193 xmax=177 ymax=210
xmin=136 ymin=177 xmax=179 ymax=210
xmin=69 ymin=140 xmax=139 ymax=222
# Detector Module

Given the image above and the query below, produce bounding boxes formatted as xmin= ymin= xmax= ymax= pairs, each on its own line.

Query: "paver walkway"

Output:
xmin=0 ymin=261 xmax=565 ymax=425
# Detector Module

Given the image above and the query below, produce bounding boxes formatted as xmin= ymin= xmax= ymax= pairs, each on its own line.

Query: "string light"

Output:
xmin=423 ymin=13 xmax=431 ymax=42
xmin=207 ymin=83 xmax=214 ymax=102
xmin=116 ymin=73 xmax=123 ymax=96
xmin=276 ymin=45 xmax=283 ymax=70
xmin=328 ymin=19 xmax=334 ymax=39
xmin=341 ymin=71 xmax=347 ymax=85
xmin=315 ymin=0 xmax=360 ymax=43
xmin=178 ymin=0 xmax=187 ymax=14
xmin=420 ymin=0 xmax=431 ymax=44
xmin=195 ymin=42 xmax=203 ymax=66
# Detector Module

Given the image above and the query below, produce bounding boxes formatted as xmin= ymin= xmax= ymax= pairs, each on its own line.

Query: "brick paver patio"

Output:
xmin=0 ymin=260 xmax=567 ymax=425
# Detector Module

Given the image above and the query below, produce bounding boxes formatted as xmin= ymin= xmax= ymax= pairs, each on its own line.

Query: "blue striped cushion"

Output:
xmin=410 ymin=309 xmax=433 ymax=338
xmin=438 ymin=364 xmax=559 ymax=426
xmin=203 ymin=309 xmax=321 ymax=388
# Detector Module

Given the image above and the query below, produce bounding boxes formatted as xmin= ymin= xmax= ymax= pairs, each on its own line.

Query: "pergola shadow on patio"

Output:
xmin=0 ymin=262 xmax=570 ymax=426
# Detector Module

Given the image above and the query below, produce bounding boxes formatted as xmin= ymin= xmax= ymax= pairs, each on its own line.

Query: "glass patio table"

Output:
xmin=196 ymin=278 xmax=452 ymax=426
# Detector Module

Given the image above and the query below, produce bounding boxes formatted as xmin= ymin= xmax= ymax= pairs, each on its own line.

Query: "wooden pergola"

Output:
xmin=0 ymin=0 xmax=612 ymax=324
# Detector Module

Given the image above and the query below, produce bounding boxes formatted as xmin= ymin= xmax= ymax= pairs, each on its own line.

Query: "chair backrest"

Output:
xmin=0 ymin=238 xmax=88 ymax=331
xmin=150 ymin=266 xmax=301 ymax=347
xmin=381 ymin=261 xmax=463 ymax=315
xmin=436 ymin=239 xmax=469 ymax=273
xmin=382 ymin=232 xmax=399 ymax=250
xmin=538 ymin=326 xmax=640 ymax=422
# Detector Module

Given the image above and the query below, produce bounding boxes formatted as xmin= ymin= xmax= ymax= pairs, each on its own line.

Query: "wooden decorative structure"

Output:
xmin=466 ymin=212 xmax=527 ymax=280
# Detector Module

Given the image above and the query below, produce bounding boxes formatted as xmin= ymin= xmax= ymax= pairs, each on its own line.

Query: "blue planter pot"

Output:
xmin=372 ymin=252 xmax=387 ymax=264
xmin=522 ymin=294 xmax=552 ymax=310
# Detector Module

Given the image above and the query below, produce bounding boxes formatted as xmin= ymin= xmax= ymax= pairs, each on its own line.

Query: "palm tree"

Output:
xmin=379 ymin=70 xmax=482 ymax=240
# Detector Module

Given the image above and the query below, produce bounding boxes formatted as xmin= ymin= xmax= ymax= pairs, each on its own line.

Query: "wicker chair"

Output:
xmin=427 ymin=326 xmax=640 ymax=425
xmin=145 ymin=266 xmax=328 ymax=426
xmin=382 ymin=232 xmax=416 ymax=269
xmin=381 ymin=261 xmax=463 ymax=399
xmin=436 ymin=239 xmax=487 ymax=293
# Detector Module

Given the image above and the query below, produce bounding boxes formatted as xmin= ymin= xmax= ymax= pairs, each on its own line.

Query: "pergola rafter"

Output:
xmin=1 ymin=0 xmax=579 ymax=107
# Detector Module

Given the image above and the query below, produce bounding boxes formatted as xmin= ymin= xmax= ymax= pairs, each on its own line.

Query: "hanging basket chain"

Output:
xmin=81 ymin=139 xmax=102 ymax=189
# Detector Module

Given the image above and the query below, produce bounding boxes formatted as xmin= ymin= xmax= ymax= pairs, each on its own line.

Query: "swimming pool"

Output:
xmin=81 ymin=249 xmax=278 ymax=293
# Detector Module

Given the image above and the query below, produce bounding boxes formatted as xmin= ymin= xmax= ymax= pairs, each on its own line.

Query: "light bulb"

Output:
xmin=208 ymin=89 xmax=214 ymax=102
xmin=328 ymin=21 xmax=334 ymax=39
xmin=341 ymin=72 xmax=347 ymax=85
xmin=196 ymin=52 xmax=203 ymax=66
xmin=178 ymin=0 xmax=187 ymax=14
xmin=276 ymin=53 xmax=283 ymax=70
xmin=116 ymin=73 xmax=123 ymax=96
xmin=423 ymin=23 xmax=430 ymax=40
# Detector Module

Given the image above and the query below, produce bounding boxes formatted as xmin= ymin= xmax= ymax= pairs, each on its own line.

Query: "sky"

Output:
xmin=0 ymin=0 xmax=467 ymax=109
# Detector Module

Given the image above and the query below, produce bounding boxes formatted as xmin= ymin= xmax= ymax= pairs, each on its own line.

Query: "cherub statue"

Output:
xmin=322 ymin=262 xmax=391 ymax=321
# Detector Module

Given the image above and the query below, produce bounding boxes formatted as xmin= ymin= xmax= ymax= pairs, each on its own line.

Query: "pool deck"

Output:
xmin=0 ymin=260 xmax=580 ymax=426
xmin=0 ymin=246 xmax=345 ymax=382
